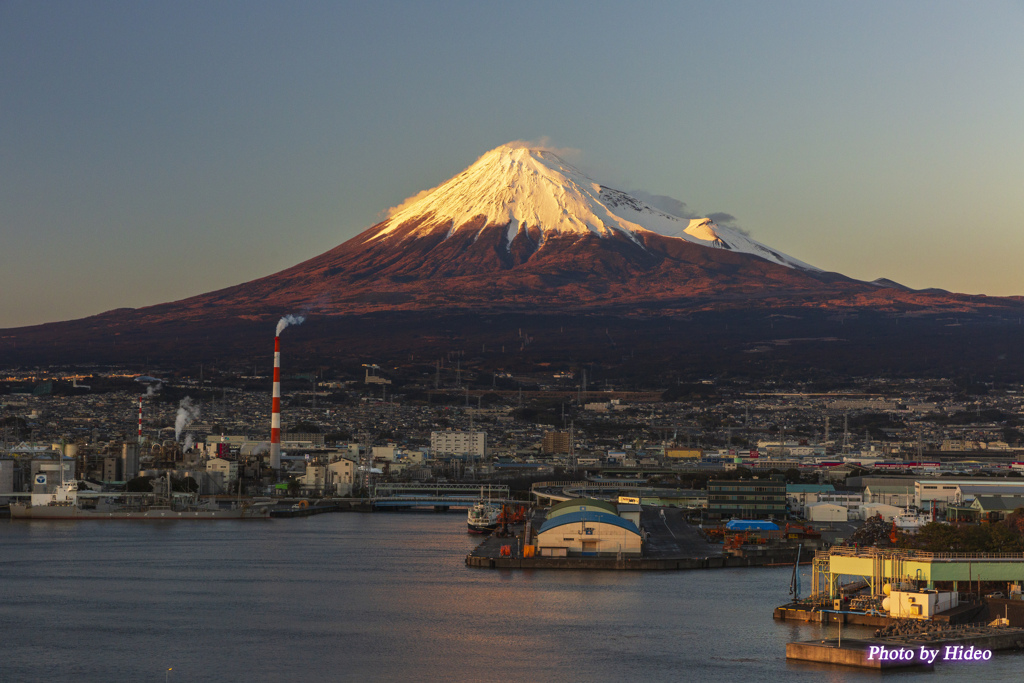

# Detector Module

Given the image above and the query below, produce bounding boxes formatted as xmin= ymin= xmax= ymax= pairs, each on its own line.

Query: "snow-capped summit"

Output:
xmin=368 ymin=143 xmax=816 ymax=271
xmin=10 ymin=141 xmax=1011 ymax=370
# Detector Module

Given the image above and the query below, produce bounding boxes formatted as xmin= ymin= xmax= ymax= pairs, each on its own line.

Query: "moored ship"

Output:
xmin=467 ymin=500 xmax=500 ymax=533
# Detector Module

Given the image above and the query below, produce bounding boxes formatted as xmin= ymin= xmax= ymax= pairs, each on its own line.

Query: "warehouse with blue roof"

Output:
xmin=536 ymin=509 xmax=643 ymax=557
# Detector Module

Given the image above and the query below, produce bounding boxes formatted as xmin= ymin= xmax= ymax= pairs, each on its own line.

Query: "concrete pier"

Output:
xmin=775 ymin=600 xmax=987 ymax=627
xmin=787 ymin=626 xmax=1024 ymax=669
xmin=774 ymin=604 xmax=893 ymax=627
xmin=787 ymin=640 xmax=918 ymax=669
xmin=466 ymin=553 xmax=802 ymax=570
xmin=466 ymin=506 xmax=806 ymax=570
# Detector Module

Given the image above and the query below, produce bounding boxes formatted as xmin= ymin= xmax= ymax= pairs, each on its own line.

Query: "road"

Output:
xmin=640 ymin=506 xmax=722 ymax=559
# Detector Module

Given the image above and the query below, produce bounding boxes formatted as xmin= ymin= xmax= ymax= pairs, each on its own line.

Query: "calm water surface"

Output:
xmin=2 ymin=514 xmax=1022 ymax=682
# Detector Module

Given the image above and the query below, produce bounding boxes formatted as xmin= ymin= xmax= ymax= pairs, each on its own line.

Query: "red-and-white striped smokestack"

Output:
xmin=270 ymin=335 xmax=282 ymax=469
xmin=137 ymin=396 xmax=143 ymax=444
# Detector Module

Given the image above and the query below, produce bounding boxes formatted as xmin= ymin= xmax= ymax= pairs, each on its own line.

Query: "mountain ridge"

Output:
xmin=3 ymin=142 xmax=1024 ymax=371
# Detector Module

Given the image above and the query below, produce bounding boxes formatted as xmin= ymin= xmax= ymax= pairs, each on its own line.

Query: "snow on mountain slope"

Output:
xmin=368 ymin=143 xmax=817 ymax=271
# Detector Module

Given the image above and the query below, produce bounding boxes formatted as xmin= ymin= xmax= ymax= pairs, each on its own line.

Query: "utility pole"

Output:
xmin=569 ymin=419 xmax=575 ymax=473
xmin=843 ymin=413 xmax=850 ymax=454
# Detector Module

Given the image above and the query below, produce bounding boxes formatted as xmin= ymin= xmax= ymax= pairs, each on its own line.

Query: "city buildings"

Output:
xmin=431 ymin=430 xmax=486 ymax=457
xmin=707 ymin=480 xmax=787 ymax=519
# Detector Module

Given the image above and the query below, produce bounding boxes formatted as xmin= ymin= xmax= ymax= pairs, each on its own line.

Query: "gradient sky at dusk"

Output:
xmin=3 ymin=1 xmax=1023 ymax=328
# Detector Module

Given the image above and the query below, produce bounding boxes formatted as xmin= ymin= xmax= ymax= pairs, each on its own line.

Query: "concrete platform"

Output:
xmin=787 ymin=626 xmax=1024 ymax=669
xmin=774 ymin=604 xmax=894 ymax=627
xmin=775 ymin=601 xmax=987 ymax=627
xmin=787 ymin=639 xmax=922 ymax=669
xmin=466 ymin=507 xmax=803 ymax=570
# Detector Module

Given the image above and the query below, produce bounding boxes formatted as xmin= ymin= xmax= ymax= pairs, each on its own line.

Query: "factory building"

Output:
xmin=30 ymin=455 xmax=75 ymax=491
xmin=102 ymin=456 xmax=120 ymax=483
xmin=541 ymin=431 xmax=572 ymax=454
xmin=884 ymin=589 xmax=959 ymax=620
xmin=786 ymin=484 xmax=835 ymax=513
xmin=300 ymin=458 xmax=356 ymax=496
xmin=916 ymin=478 xmax=1024 ymax=510
xmin=430 ymin=430 xmax=486 ymax=457
xmin=863 ymin=484 xmax=915 ymax=508
xmin=947 ymin=494 xmax=1024 ymax=523
xmin=665 ymin=448 xmax=702 ymax=459
xmin=0 ymin=457 xmax=14 ymax=501
xmin=816 ymin=491 xmax=863 ymax=519
xmin=707 ymin=480 xmax=786 ymax=520
xmin=804 ymin=502 xmax=848 ymax=523
xmin=536 ymin=511 xmax=642 ymax=557
xmin=122 ymin=442 xmax=141 ymax=481
xmin=327 ymin=458 xmax=355 ymax=495
xmin=206 ymin=457 xmax=239 ymax=491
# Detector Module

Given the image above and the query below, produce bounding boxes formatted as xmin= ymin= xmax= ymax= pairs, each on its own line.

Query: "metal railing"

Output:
xmin=825 ymin=546 xmax=1024 ymax=561
xmin=372 ymin=483 xmax=509 ymax=499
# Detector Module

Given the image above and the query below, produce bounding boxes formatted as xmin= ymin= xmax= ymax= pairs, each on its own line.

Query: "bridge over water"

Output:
xmin=371 ymin=483 xmax=511 ymax=510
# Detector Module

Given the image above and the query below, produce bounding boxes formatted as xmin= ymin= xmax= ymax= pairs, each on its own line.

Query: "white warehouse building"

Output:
xmin=431 ymin=431 xmax=486 ymax=457
xmin=804 ymin=502 xmax=849 ymax=523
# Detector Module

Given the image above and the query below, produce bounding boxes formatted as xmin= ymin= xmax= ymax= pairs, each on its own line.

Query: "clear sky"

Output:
xmin=3 ymin=1 xmax=1023 ymax=328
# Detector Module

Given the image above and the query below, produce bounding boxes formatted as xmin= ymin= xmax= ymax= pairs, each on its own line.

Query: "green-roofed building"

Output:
xmin=970 ymin=495 xmax=1024 ymax=522
xmin=785 ymin=483 xmax=835 ymax=511
xmin=546 ymin=498 xmax=618 ymax=520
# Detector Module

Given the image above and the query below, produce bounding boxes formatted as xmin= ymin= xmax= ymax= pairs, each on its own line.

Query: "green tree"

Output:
xmin=913 ymin=522 xmax=962 ymax=552
xmin=987 ymin=523 xmax=1023 ymax=553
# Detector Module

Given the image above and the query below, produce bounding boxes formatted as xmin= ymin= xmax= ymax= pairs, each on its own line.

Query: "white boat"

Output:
xmin=467 ymin=500 xmax=501 ymax=533
xmin=894 ymin=510 xmax=933 ymax=533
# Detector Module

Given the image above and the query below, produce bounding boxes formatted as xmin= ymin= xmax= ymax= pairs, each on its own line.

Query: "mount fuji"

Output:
xmin=166 ymin=142 xmax=1004 ymax=318
xmin=4 ymin=142 xmax=1023 ymax=372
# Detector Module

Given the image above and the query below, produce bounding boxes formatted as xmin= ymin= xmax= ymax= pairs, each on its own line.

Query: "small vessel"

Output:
xmin=893 ymin=513 xmax=929 ymax=532
xmin=10 ymin=477 xmax=271 ymax=520
xmin=467 ymin=501 xmax=500 ymax=533
xmin=894 ymin=505 xmax=933 ymax=533
xmin=467 ymin=484 xmax=503 ymax=533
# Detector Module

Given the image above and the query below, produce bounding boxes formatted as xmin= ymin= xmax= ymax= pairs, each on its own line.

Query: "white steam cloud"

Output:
xmin=629 ymin=191 xmax=752 ymax=237
xmin=276 ymin=315 xmax=306 ymax=336
xmin=145 ymin=382 xmax=162 ymax=397
xmin=183 ymin=434 xmax=194 ymax=452
xmin=175 ymin=397 xmax=201 ymax=442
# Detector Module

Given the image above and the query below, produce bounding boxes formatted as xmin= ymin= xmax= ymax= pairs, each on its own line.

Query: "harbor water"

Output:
xmin=2 ymin=514 xmax=1023 ymax=682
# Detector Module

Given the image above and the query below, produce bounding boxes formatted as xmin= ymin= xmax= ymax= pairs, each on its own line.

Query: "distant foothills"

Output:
xmin=3 ymin=144 xmax=1023 ymax=379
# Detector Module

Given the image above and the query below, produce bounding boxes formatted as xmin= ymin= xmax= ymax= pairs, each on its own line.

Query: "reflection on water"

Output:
xmin=2 ymin=514 xmax=1023 ymax=682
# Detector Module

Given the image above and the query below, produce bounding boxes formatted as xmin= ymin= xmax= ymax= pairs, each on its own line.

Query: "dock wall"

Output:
xmin=466 ymin=552 xmax=797 ymax=570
